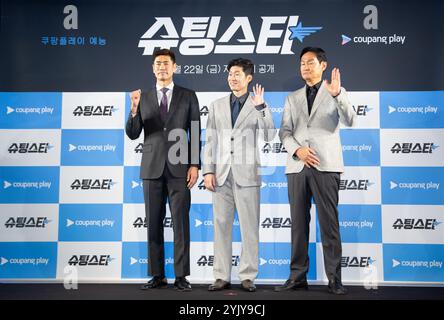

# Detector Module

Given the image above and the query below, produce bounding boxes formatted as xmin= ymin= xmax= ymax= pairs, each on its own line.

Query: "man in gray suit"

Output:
xmin=275 ymin=47 xmax=356 ymax=295
xmin=126 ymin=49 xmax=201 ymax=291
xmin=203 ymin=58 xmax=276 ymax=292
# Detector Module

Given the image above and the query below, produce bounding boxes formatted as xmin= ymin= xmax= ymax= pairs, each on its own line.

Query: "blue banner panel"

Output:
xmin=0 ymin=242 xmax=57 ymax=279
xmin=61 ymin=129 xmax=124 ymax=166
xmin=0 ymin=167 xmax=59 ymax=203
xmin=189 ymin=204 xmax=241 ymax=242
xmin=121 ymin=242 xmax=174 ymax=279
xmin=261 ymin=166 xmax=289 ymax=204
xmin=340 ymin=129 xmax=380 ymax=166
xmin=383 ymin=244 xmax=444 ymax=282
xmin=263 ymin=92 xmax=286 ymax=129
xmin=316 ymin=205 xmax=382 ymax=243
xmin=258 ymin=242 xmax=316 ymax=280
xmin=123 ymin=166 xmax=144 ymax=204
xmin=59 ymin=204 xmax=123 ymax=241
xmin=0 ymin=92 xmax=62 ymax=129
xmin=381 ymin=167 xmax=444 ymax=205
xmin=380 ymin=91 xmax=444 ymax=129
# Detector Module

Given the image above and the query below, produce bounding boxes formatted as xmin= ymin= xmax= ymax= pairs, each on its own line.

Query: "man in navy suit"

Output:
xmin=126 ymin=49 xmax=201 ymax=291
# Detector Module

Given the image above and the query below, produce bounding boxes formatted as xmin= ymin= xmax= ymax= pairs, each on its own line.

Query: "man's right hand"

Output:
xmin=131 ymin=89 xmax=141 ymax=116
xmin=295 ymin=147 xmax=320 ymax=168
xmin=204 ymin=174 xmax=216 ymax=192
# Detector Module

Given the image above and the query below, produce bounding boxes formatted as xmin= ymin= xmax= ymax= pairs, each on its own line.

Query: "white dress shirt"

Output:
xmin=156 ymin=82 xmax=174 ymax=111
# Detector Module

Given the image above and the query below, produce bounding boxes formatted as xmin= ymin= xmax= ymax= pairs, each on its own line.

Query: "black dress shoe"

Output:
xmin=174 ymin=277 xmax=192 ymax=291
xmin=208 ymin=279 xmax=231 ymax=291
xmin=274 ymin=278 xmax=308 ymax=292
xmin=241 ymin=279 xmax=256 ymax=292
xmin=328 ymin=281 xmax=348 ymax=295
xmin=140 ymin=276 xmax=168 ymax=290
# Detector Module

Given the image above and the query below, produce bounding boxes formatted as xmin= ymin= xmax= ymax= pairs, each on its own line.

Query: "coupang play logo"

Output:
xmin=138 ymin=16 xmax=322 ymax=55
xmin=341 ymin=5 xmax=407 ymax=46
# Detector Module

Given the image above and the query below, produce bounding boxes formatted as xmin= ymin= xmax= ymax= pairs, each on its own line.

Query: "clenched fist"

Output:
xmin=130 ymin=89 xmax=141 ymax=116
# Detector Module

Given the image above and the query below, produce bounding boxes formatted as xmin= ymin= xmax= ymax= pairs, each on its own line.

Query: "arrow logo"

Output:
xmin=131 ymin=181 xmax=140 ymax=189
xmin=4 ymin=181 xmax=12 ymax=189
xmin=259 ymin=258 xmax=267 ymax=266
xmin=6 ymin=106 xmax=14 ymax=114
xmin=130 ymin=257 xmax=138 ymax=265
xmin=0 ymin=257 xmax=8 ymax=266
xmin=341 ymin=34 xmax=352 ymax=45
xmin=388 ymin=106 xmax=396 ymax=114
xmin=261 ymin=182 xmax=267 ymax=189
xmin=392 ymin=259 xmax=400 ymax=268
xmin=69 ymin=144 xmax=77 ymax=152
xmin=66 ymin=219 xmax=74 ymax=227
xmin=390 ymin=181 xmax=398 ymax=190
xmin=288 ymin=22 xmax=323 ymax=42
xmin=195 ymin=219 xmax=202 ymax=227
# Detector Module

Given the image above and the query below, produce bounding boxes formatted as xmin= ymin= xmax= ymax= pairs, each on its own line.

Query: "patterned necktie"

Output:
xmin=231 ymin=98 xmax=240 ymax=127
xmin=160 ymin=87 xmax=169 ymax=122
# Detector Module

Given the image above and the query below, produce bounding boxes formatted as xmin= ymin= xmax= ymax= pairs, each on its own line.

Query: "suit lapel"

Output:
xmin=145 ymin=88 xmax=160 ymax=117
xmin=308 ymin=81 xmax=328 ymax=120
xmin=165 ymin=85 xmax=182 ymax=124
xmin=147 ymin=87 xmax=159 ymax=107
xmin=220 ymin=95 xmax=232 ymax=129
xmin=233 ymin=95 xmax=254 ymax=129
xmin=300 ymin=86 xmax=309 ymax=119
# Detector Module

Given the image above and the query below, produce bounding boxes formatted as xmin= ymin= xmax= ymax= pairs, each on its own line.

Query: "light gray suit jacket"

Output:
xmin=279 ymin=82 xmax=356 ymax=174
xmin=203 ymin=95 xmax=276 ymax=187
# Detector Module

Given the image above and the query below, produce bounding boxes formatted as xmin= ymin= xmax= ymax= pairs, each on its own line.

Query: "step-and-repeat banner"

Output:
xmin=1 ymin=0 xmax=443 ymax=285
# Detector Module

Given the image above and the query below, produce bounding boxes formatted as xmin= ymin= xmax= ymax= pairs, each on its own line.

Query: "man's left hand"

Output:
xmin=324 ymin=67 xmax=341 ymax=97
xmin=187 ymin=166 xmax=198 ymax=189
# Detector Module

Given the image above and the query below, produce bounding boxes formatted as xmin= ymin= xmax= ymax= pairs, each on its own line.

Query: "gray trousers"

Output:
xmin=212 ymin=170 xmax=260 ymax=282
xmin=287 ymin=166 xmax=342 ymax=283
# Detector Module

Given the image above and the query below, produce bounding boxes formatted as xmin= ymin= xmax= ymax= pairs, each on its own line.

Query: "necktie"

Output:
xmin=231 ymin=98 xmax=240 ymax=127
xmin=160 ymin=87 xmax=169 ymax=122
xmin=307 ymin=86 xmax=317 ymax=115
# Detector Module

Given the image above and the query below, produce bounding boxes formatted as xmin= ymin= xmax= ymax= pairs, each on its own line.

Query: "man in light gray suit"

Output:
xmin=275 ymin=47 xmax=356 ymax=295
xmin=203 ymin=58 xmax=276 ymax=292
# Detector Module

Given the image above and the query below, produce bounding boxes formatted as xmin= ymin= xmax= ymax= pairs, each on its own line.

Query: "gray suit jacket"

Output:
xmin=125 ymin=85 xmax=201 ymax=179
xmin=279 ymin=82 xmax=356 ymax=174
xmin=203 ymin=95 xmax=276 ymax=187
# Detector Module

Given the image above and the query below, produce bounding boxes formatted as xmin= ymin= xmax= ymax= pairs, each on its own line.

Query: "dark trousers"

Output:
xmin=287 ymin=166 xmax=342 ymax=283
xmin=143 ymin=165 xmax=191 ymax=278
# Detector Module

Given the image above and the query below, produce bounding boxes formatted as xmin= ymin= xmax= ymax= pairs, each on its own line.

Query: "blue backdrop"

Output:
xmin=0 ymin=0 xmax=443 ymax=285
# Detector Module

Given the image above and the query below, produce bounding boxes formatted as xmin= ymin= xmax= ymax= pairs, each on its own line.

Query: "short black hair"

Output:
xmin=152 ymin=48 xmax=176 ymax=64
xmin=300 ymin=47 xmax=327 ymax=63
xmin=227 ymin=58 xmax=254 ymax=76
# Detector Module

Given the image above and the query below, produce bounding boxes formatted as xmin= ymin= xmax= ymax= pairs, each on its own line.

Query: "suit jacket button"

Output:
xmin=231 ymin=151 xmax=233 ymax=154
xmin=231 ymin=137 xmax=234 ymax=141
xmin=163 ymin=128 xmax=167 ymax=131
